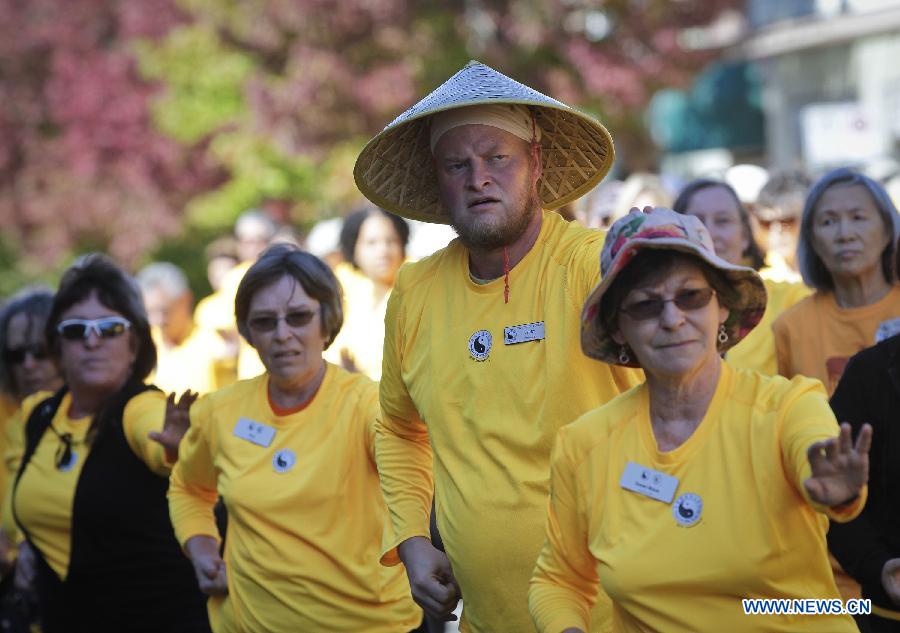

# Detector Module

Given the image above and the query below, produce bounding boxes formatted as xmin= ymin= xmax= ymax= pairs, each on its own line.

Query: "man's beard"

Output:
xmin=448 ymin=188 xmax=541 ymax=251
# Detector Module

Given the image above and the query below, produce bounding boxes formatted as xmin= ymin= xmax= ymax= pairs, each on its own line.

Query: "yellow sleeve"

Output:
xmin=529 ymin=429 xmax=599 ymax=633
xmin=122 ymin=390 xmax=171 ymax=476
xmin=168 ymin=395 xmax=220 ymax=547
xmin=375 ymin=280 xmax=433 ymax=566
xmin=1 ymin=406 xmax=25 ymax=543
xmin=569 ymin=229 xmax=645 ymax=392
xmin=3 ymin=406 xmax=24 ymax=484
xmin=778 ymin=379 xmax=866 ymax=521
xmin=567 ymin=227 xmax=604 ymax=311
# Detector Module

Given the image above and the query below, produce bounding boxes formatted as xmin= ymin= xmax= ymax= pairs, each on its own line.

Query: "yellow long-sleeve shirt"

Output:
xmin=169 ymin=366 xmax=419 ymax=633
xmin=13 ymin=389 xmax=170 ymax=578
xmin=725 ymin=276 xmax=810 ymax=375
xmin=325 ymin=264 xmax=392 ymax=381
xmin=0 ymin=396 xmax=22 ymax=546
xmin=376 ymin=210 xmax=642 ymax=633
xmin=529 ymin=362 xmax=865 ymax=633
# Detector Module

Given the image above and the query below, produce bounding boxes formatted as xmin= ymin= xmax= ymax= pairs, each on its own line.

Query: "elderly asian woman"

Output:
xmin=773 ymin=167 xmax=900 ymax=395
xmin=673 ymin=179 xmax=810 ymax=376
xmin=528 ymin=208 xmax=872 ymax=633
xmin=11 ymin=255 xmax=209 ymax=633
xmin=168 ymin=244 xmax=420 ymax=632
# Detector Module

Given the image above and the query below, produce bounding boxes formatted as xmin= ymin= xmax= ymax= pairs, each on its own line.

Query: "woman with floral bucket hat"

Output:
xmin=529 ymin=207 xmax=872 ymax=633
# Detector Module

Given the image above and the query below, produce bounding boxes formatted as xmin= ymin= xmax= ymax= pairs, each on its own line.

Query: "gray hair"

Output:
xmin=798 ymin=168 xmax=900 ymax=291
xmin=234 ymin=243 xmax=343 ymax=350
xmin=0 ymin=286 xmax=55 ymax=398
xmin=235 ymin=209 xmax=278 ymax=241
xmin=136 ymin=262 xmax=190 ymax=299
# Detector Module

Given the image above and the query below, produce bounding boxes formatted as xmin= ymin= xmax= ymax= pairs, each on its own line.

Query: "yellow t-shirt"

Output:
xmin=325 ymin=267 xmax=391 ymax=381
xmin=773 ymin=286 xmax=900 ymax=395
xmin=725 ymin=276 xmax=811 ymax=375
xmin=150 ymin=325 xmax=222 ymax=395
xmin=13 ymin=389 xmax=169 ymax=578
xmin=193 ymin=261 xmax=265 ymax=382
xmin=0 ymin=395 xmax=19 ymax=526
xmin=529 ymin=362 xmax=864 ymax=633
xmin=169 ymin=366 xmax=419 ymax=633
xmin=377 ymin=211 xmax=643 ymax=633
xmin=760 ymin=253 xmax=802 ymax=284
xmin=1 ymin=403 xmax=26 ymax=543
xmin=0 ymin=396 xmax=22 ymax=546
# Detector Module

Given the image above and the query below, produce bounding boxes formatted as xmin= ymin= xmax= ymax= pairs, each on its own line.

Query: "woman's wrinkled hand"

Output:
xmin=804 ymin=423 xmax=872 ymax=507
xmin=398 ymin=536 xmax=461 ymax=621
xmin=185 ymin=535 xmax=228 ymax=596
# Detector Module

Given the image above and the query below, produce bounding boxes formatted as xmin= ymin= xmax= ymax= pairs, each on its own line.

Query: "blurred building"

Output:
xmin=743 ymin=0 xmax=900 ymax=172
xmin=647 ymin=1 xmax=900 ymax=178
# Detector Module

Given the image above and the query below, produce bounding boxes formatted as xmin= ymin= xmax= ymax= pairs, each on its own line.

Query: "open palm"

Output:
xmin=804 ymin=423 xmax=872 ymax=506
xmin=149 ymin=390 xmax=199 ymax=462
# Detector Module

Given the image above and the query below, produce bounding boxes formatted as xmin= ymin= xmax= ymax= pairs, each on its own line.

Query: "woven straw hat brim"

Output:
xmin=580 ymin=239 xmax=768 ymax=367
xmin=354 ymin=62 xmax=615 ymax=224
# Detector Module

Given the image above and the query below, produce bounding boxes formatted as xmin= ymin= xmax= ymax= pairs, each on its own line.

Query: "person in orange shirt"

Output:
xmin=772 ymin=167 xmax=900 ymax=604
xmin=773 ymin=168 xmax=900 ymax=394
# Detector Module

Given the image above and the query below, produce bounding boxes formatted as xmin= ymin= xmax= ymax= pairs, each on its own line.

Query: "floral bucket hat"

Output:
xmin=581 ymin=207 xmax=768 ymax=367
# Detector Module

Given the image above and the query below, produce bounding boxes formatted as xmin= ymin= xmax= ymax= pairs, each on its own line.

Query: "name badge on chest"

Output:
xmin=233 ymin=417 xmax=276 ymax=448
xmin=620 ymin=461 xmax=679 ymax=503
xmin=503 ymin=321 xmax=545 ymax=345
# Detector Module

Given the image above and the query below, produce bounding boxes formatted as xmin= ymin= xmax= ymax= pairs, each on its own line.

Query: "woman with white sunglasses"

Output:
xmin=10 ymin=254 xmax=210 ymax=633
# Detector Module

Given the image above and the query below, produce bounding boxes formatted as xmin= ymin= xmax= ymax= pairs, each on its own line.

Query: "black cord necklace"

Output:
xmin=47 ymin=423 xmax=87 ymax=471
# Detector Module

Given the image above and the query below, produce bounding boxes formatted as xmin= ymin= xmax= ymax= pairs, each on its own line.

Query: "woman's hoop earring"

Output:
xmin=717 ymin=324 xmax=729 ymax=344
xmin=618 ymin=345 xmax=631 ymax=365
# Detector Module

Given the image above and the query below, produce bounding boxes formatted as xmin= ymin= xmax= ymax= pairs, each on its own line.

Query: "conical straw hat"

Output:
xmin=354 ymin=60 xmax=616 ymax=224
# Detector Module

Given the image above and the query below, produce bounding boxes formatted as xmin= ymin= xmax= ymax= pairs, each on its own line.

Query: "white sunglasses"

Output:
xmin=56 ymin=317 xmax=132 ymax=341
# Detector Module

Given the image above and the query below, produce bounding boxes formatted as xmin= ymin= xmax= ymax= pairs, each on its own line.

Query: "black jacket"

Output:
xmin=828 ymin=333 xmax=900 ymax=613
xmin=13 ymin=383 xmax=210 ymax=633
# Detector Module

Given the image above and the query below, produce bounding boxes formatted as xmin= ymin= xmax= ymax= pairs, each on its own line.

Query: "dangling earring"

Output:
xmin=618 ymin=345 xmax=631 ymax=364
xmin=717 ymin=324 xmax=729 ymax=345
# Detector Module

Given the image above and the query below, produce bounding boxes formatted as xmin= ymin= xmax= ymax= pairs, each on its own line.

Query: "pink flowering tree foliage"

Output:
xmin=0 ymin=0 xmax=739 ymax=293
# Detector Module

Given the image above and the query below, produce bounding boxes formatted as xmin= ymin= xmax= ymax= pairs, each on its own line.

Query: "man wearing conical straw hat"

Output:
xmin=355 ymin=61 xmax=642 ymax=632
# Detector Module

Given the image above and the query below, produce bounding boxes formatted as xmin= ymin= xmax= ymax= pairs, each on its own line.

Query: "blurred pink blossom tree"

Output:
xmin=0 ymin=0 xmax=739 ymax=293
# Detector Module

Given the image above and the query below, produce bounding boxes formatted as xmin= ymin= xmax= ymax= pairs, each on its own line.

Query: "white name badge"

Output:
xmin=620 ymin=461 xmax=679 ymax=504
xmin=503 ymin=321 xmax=545 ymax=345
xmin=233 ymin=417 xmax=276 ymax=448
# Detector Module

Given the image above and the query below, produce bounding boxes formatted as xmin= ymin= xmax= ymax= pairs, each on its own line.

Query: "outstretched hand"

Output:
xmin=803 ymin=423 xmax=872 ymax=507
xmin=149 ymin=390 xmax=199 ymax=462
